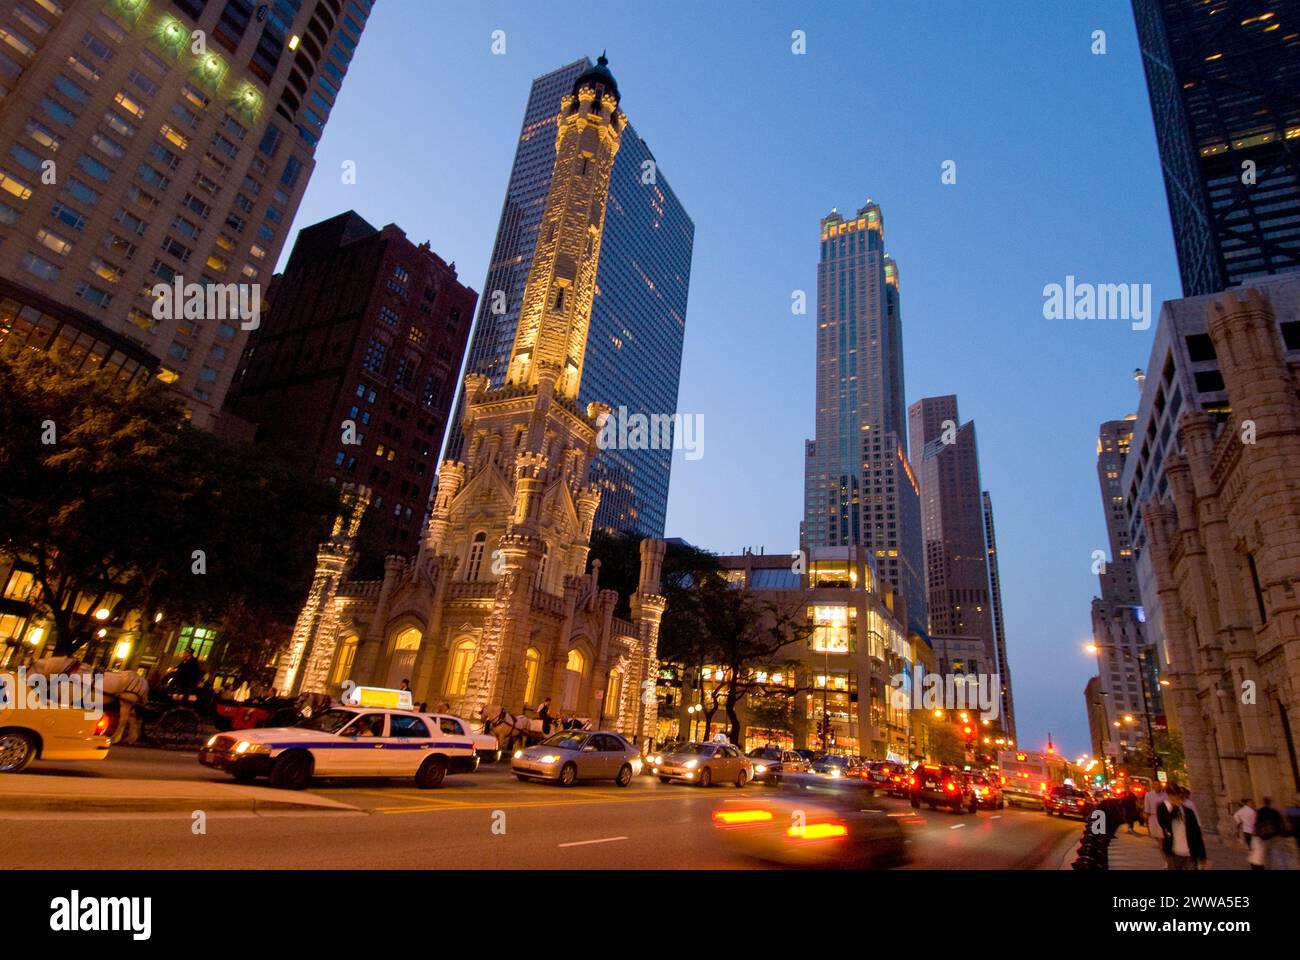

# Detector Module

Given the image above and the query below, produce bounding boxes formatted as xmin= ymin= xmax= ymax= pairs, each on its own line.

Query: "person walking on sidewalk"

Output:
xmin=1250 ymin=797 xmax=1285 ymax=870
xmin=1121 ymin=790 xmax=1140 ymax=834
xmin=1233 ymin=798 xmax=1257 ymax=856
xmin=1157 ymin=786 xmax=1207 ymax=870
xmin=1144 ymin=782 xmax=1167 ymax=841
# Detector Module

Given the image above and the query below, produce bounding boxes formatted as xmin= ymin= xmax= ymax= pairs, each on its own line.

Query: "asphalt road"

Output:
xmin=2 ymin=748 xmax=1082 ymax=869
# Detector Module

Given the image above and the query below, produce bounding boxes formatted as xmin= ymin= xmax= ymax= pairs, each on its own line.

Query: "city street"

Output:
xmin=1 ymin=749 xmax=1081 ymax=870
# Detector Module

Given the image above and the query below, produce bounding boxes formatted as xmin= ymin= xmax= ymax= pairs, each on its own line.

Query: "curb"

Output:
xmin=0 ymin=788 xmax=362 ymax=815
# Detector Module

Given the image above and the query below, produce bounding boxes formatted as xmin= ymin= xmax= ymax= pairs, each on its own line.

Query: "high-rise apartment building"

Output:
xmin=1131 ymin=0 xmax=1300 ymax=296
xmin=1097 ymin=417 xmax=1141 ymax=605
xmin=447 ymin=58 xmax=693 ymax=538
xmin=803 ymin=203 xmax=925 ymax=637
xmin=224 ymin=211 xmax=476 ymax=556
xmin=0 ymin=0 xmax=371 ymax=426
xmin=982 ymin=490 xmax=1015 ymax=738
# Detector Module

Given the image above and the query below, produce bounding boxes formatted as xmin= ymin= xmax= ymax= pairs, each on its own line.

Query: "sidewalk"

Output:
xmin=1105 ymin=825 xmax=1253 ymax=870
xmin=0 ymin=773 xmax=361 ymax=815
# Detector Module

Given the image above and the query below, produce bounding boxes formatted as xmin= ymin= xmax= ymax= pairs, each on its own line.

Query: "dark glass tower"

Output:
xmin=803 ymin=204 xmax=926 ymax=637
xmin=1132 ymin=0 xmax=1300 ymax=295
xmin=448 ymin=58 xmax=693 ymax=537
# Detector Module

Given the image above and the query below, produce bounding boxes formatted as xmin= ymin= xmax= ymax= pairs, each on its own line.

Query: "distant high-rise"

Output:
xmin=1132 ymin=0 xmax=1300 ymax=295
xmin=224 ymin=211 xmax=477 ymax=556
xmin=803 ymin=203 xmax=925 ymax=637
xmin=0 ymin=0 xmax=371 ymax=426
xmin=982 ymin=490 xmax=1015 ymax=738
xmin=447 ymin=58 xmax=693 ymax=538
xmin=1097 ymin=417 xmax=1141 ymax=605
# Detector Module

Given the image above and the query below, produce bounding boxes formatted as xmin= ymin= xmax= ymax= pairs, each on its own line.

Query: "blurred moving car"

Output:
xmin=968 ymin=772 xmax=1004 ymax=809
xmin=512 ymin=730 xmax=642 ymax=786
xmin=746 ymin=746 xmax=809 ymax=782
xmin=908 ymin=762 xmax=978 ymax=813
xmin=1044 ymin=784 xmax=1095 ymax=819
xmin=654 ymin=741 xmax=752 ymax=787
xmin=711 ymin=777 xmax=906 ymax=869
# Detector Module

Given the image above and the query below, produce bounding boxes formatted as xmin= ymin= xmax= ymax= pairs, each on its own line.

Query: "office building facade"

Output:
xmin=0 ymin=0 xmax=370 ymax=426
xmin=1132 ymin=0 xmax=1300 ymax=296
xmin=981 ymin=490 xmax=1015 ymax=738
xmin=803 ymin=203 xmax=926 ymax=637
xmin=447 ymin=58 xmax=693 ymax=538
xmin=224 ymin=210 xmax=477 ymax=556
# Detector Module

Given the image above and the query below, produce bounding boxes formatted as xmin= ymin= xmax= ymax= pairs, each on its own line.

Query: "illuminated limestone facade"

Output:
xmin=1143 ymin=285 xmax=1300 ymax=836
xmin=276 ymin=56 xmax=667 ymax=740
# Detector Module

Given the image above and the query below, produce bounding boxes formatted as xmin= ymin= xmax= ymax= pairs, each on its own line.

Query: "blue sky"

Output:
xmin=283 ymin=1 xmax=1183 ymax=758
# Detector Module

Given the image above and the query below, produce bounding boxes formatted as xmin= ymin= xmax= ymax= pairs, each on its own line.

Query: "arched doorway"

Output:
xmin=386 ymin=627 xmax=421 ymax=689
xmin=561 ymin=647 xmax=588 ymax=712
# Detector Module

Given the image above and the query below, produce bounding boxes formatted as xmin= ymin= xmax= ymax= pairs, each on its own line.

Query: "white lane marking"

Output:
xmin=557 ymin=836 xmax=628 ymax=848
xmin=991 ymin=815 xmax=1002 ymax=820
xmin=950 ymin=823 xmax=966 ymax=830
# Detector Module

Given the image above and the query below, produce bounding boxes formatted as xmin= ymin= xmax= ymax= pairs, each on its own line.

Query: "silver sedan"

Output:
xmin=512 ymin=730 xmax=643 ymax=787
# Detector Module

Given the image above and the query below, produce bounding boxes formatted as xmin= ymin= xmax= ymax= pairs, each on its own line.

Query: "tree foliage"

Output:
xmin=0 ymin=352 xmax=340 ymax=657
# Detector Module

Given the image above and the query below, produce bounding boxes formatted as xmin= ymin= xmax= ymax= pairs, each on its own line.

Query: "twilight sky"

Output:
xmin=281 ymin=0 xmax=1183 ymax=758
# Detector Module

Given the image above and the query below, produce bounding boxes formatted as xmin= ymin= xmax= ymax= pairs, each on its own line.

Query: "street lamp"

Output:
xmin=1086 ymin=641 xmax=1160 ymax=784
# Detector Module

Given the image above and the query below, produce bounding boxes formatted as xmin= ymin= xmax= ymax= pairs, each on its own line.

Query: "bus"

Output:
xmin=997 ymin=750 xmax=1081 ymax=808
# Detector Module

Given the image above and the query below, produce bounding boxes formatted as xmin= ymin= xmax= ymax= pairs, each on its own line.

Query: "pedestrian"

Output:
xmin=1285 ymin=796 xmax=1300 ymax=867
xmin=1232 ymin=797 xmax=1256 ymax=854
xmin=1144 ymin=781 xmax=1167 ymax=843
xmin=1157 ymin=786 xmax=1207 ymax=870
xmin=1121 ymin=790 xmax=1140 ymax=834
xmin=1251 ymin=796 xmax=1285 ymax=870
xmin=172 ymin=650 xmax=202 ymax=694
xmin=399 ymin=678 xmax=411 ymax=692
xmin=537 ymin=697 xmax=552 ymax=736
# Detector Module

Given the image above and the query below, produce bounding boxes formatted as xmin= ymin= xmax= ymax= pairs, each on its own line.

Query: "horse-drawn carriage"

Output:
xmin=481 ymin=706 xmax=593 ymax=754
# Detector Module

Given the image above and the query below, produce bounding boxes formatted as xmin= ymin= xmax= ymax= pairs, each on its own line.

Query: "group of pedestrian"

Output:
xmin=1232 ymin=796 xmax=1295 ymax=870
xmin=533 ymin=697 xmax=585 ymax=736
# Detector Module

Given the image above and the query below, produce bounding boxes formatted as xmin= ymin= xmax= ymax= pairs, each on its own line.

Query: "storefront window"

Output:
xmin=810 ymin=604 xmax=852 ymax=653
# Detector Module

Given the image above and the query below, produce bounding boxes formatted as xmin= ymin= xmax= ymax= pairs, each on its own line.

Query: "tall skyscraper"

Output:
xmin=803 ymin=203 xmax=925 ymax=637
xmin=1132 ymin=0 xmax=1300 ymax=296
xmin=982 ymin=490 xmax=1015 ymax=738
xmin=224 ymin=210 xmax=477 ymax=556
xmin=447 ymin=58 xmax=693 ymax=538
xmin=0 ymin=0 xmax=371 ymax=426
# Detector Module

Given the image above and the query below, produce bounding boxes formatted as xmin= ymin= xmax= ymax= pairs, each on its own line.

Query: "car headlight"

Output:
xmin=205 ymin=735 xmax=218 ymax=747
xmin=684 ymin=759 xmax=698 ymax=769
xmin=540 ymin=755 xmax=561 ymax=764
xmin=513 ymin=750 xmax=523 ymax=759
xmin=754 ymin=764 xmax=767 ymax=774
xmin=234 ymin=741 xmax=269 ymax=755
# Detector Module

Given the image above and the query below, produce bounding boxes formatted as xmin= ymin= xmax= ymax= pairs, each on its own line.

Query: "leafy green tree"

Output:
xmin=0 ymin=352 xmax=338 ymax=658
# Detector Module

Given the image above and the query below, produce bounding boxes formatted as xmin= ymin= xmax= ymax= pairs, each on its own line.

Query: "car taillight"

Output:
xmin=94 ymin=714 xmax=111 ymax=736
xmin=944 ymin=780 xmax=957 ymax=793
xmin=908 ymin=776 xmax=916 ymax=786
xmin=713 ymin=809 xmax=773 ymax=827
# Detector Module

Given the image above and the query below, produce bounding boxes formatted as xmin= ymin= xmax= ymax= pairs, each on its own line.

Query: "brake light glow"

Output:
xmin=787 ymin=822 xmax=848 ymax=841
xmin=93 ymin=714 xmax=111 ymax=736
xmin=944 ymin=781 xmax=958 ymax=793
xmin=713 ymin=809 xmax=774 ymax=826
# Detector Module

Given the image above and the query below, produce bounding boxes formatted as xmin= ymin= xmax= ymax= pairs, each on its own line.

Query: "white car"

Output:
xmin=198 ymin=705 xmax=478 ymax=790
xmin=424 ymin=713 xmax=502 ymax=764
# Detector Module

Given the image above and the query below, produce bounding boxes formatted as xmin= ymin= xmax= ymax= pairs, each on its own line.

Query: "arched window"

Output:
xmin=523 ymin=647 xmax=541 ymax=706
xmin=466 ymin=531 xmax=486 ymax=581
xmin=332 ymin=635 xmax=359 ymax=690
xmin=446 ymin=638 xmax=476 ymax=697
xmin=604 ymin=667 xmax=623 ymax=721
xmin=562 ymin=647 xmax=587 ymax=711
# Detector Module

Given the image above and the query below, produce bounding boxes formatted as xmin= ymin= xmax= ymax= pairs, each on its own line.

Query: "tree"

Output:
xmin=927 ymin=723 xmax=968 ymax=766
xmin=0 ymin=351 xmax=339 ymax=658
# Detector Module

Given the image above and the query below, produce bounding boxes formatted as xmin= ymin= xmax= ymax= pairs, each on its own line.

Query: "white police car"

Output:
xmin=198 ymin=687 xmax=478 ymax=790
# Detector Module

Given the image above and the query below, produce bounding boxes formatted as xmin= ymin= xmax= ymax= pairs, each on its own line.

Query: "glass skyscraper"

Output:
xmin=803 ymin=203 xmax=926 ymax=638
xmin=447 ymin=58 xmax=693 ymax=538
xmin=1132 ymin=0 xmax=1300 ymax=295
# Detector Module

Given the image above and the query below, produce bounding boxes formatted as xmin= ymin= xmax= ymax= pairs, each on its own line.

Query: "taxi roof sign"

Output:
xmin=342 ymin=686 xmax=413 ymax=711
